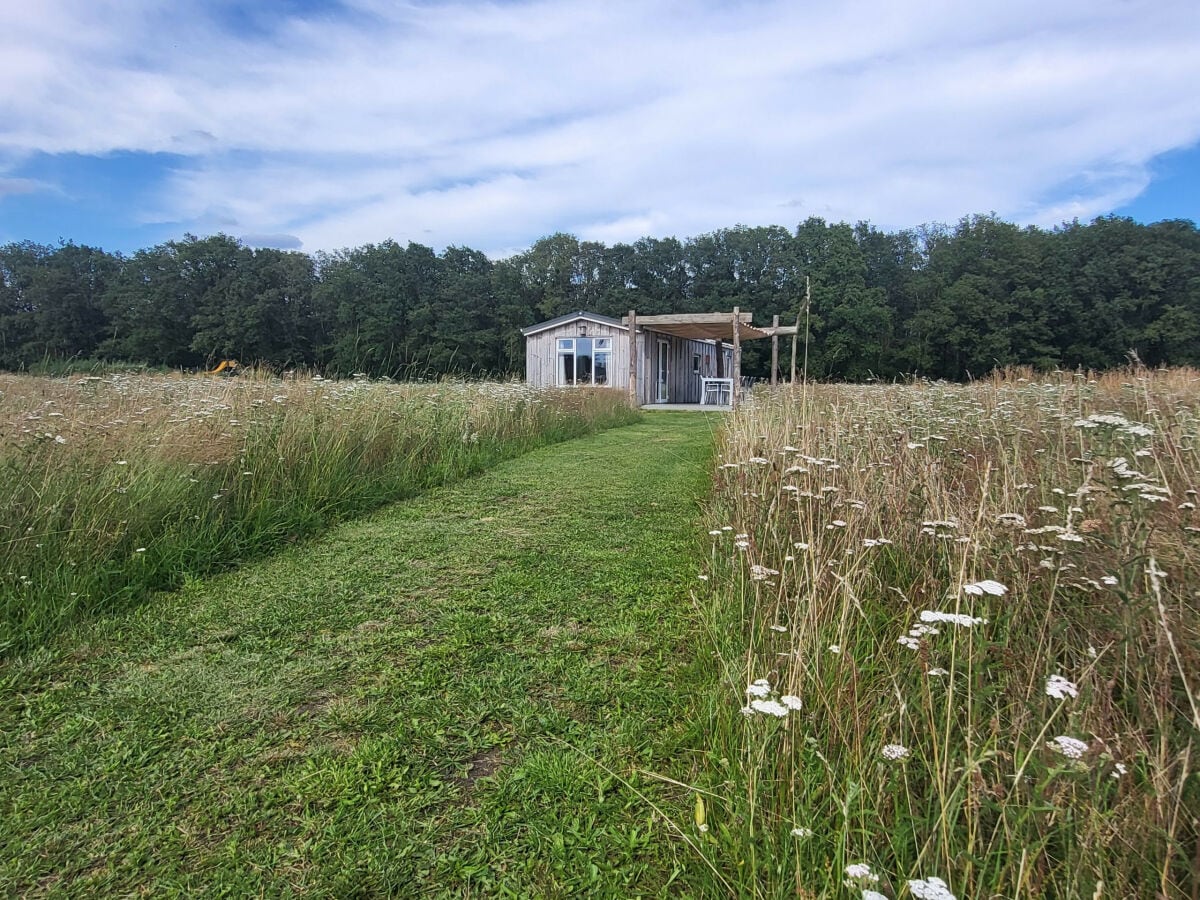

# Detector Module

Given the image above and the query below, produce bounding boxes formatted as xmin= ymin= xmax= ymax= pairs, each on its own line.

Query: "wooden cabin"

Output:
xmin=522 ymin=309 xmax=783 ymax=407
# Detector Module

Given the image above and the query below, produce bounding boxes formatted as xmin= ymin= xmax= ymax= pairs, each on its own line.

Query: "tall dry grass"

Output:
xmin=689 ymin=369 xmax=1199 ymax=899
xmin=0 ymin=372 xmax=636 ymax=652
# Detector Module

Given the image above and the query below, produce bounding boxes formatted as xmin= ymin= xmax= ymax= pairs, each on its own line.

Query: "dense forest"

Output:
xmin=1 ymin=214 xmax=1197 ymax=380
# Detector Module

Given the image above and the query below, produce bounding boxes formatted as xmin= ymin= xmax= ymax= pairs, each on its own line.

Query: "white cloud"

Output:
xmin=1 ymin=0 xmax=1198 ymax=252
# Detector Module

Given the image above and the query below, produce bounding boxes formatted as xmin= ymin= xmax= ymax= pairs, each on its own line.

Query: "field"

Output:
xmin=0 ymin=373 xmax=636 ymax=652
xmin=688 ymin=370 xmax=1199 ymax=898
xmin=1 ymin=370 xmax=1198 ymax=897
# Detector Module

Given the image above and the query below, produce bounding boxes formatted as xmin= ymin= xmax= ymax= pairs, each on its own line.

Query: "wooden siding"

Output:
xmin=524 ymin=315 xmax=732 ymax=404
xmin=525 ymin=319 xmax=630 ymax=389
xmin=636 ymin=331 xmax=732 ymax=405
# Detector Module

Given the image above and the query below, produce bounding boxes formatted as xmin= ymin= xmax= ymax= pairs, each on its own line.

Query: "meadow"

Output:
xmin=688 ymin=369 xmax=1199 ymax=898
xmin=0 ymin=372 xmax=636 ymax=652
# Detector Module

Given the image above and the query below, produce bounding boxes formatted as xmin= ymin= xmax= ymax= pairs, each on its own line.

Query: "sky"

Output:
xmin=1 ymin=0 xmax=1198 ymax=258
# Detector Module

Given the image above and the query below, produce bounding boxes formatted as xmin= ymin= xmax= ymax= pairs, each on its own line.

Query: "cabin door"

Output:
xmin=656 ymin=340 xmax=669 ymax=402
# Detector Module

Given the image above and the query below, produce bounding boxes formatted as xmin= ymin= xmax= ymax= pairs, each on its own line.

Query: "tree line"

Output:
xmin=1 ymin=214 xmax=1197 ymax=381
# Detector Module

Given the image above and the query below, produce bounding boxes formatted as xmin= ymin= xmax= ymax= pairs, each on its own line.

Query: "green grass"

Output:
xmin=0 ymin=413 xmax=722 ymax=897
xmin=1 ymin=376 xmax=636 ymax=652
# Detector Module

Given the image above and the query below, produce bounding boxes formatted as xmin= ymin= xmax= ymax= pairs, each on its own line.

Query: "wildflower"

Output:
xmin=793 ymin=542 xmax=810 ymax=550
xmin=115 ymin=460 xmax=128 ymax=465
xmin=897 ymin=635 xmax=921 ymax=650
xmin=908 ymin=876 xmax=956 ymax=900
xmin=995 ymin=513 xmax=1026 ymax=526
xmin=734 ymin=540 xmax=750 ymax=550
xmin=708 ymin=529 xmax=722 ymax=536
xmin=831 ymin=520 xmax=847 ymax=527
xmin=962 ymin=579 xmax=1007 ymax=596
xmin=881 ymin=743 xmax=909 ymax=760
xmin=862 ymin=892 xmax=889 ymax=900
xmin=749 ymin=698 xmax=789 ymax=717
xmin=1037 ymin=505 xmax=1058 ymax=513
xmin=749 ymin=564 xmax=780 ymax=581
xmin=769 ymin=624 xmax=787 ymax=632
xmin=697 ymin=575 xmax=709 ymax=581
xmin=920 ymin=610 xmax=987 ymax=628
xmin=746 ymin=679 xmax=771 ymax=698
xmin=927 ymin=667 xmax=949 ymax=677
xmin=828 ymin=644 xmax=841 ymax=654
xmin=54 ymin=434 xmax=66 ymax=444
xmin=747 ymin=456 xmax=769 ymax=464
xmin=790 ymin=826 xmax=813 ymax=838
xmin=1048 ymin=735 xmax=1088 ymax=759
xmin=1045 ymin=674 xmax=1078 ymax=700
xmin=845 ymin=863 xmax=879 ymax=883
xmin=781 ymin=695 xmax=803 ymax=710
xmin=1111 ymin=762 xmax=1128 ymax=779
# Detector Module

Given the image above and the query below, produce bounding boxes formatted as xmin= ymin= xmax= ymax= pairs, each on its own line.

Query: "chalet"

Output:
xmin=522 ymin=309 xmax=792 ymax=407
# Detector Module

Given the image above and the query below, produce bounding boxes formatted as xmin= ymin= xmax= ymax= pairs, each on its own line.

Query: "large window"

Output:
xmin=557 ymin=337 xmax=612 ymax=385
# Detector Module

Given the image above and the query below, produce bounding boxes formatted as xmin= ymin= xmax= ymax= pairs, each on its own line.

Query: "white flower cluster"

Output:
xmin=881 ymin=743 xmax=910 ymax=760
xmin=908 ymin=875 xmax=956 ymax=900
xmin=1048 ymin=735 xmax=1089 ymax=759
xmin=1045 ymin=674 xmax=1078 ymax=700
xmin=1074 ymin=412 xmax=1153 ymax=438
xmin=962 ymin=579 xmax=1007 ymax=596
xmin=845 ymin=863 xmax=879 ymax=883
xmin=741 ymin=679 xmax=802 ymax=717
xmin=920 ymin=610 xmax=988 ymax=628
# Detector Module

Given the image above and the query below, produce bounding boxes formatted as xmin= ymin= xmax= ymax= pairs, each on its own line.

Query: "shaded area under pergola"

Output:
xmin=621 ymin=309 xmax=799 ymax=407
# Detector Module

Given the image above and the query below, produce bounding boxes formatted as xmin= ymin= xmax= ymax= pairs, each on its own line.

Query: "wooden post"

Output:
xmin=715 ymin=339 xmax=724 ymax=377
xmin=790 ymin=324 xmax=798 ymax=384
xmin=627 ymin=309 xmax=637 ymax=406
xmin=731 ymin=306 xmax=742 ymax=408
xmin=770 ymin=313 xmax=779 ymax=386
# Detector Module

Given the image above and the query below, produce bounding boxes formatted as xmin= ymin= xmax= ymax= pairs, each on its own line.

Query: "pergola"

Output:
xmin=620 ymin=308 xmax=799 ymax=407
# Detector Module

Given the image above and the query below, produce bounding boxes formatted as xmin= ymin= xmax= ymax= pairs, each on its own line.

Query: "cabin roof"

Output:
xmin=520 ymin=311 xmax=626 ymax=337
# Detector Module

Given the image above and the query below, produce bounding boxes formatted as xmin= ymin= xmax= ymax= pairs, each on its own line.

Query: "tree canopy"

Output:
xmin=1 ymin=215 xmax=1197 ymax=380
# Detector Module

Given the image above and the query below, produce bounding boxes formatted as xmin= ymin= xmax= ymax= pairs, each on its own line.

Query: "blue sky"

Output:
xmin=1 ymin=0 xmax=1197 ymax=257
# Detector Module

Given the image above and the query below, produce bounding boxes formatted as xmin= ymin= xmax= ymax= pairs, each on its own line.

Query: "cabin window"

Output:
xmin=692 ymin=353 xmax=701 ymax=375
xmin=556 ymin=336 xmax=612 ymax=386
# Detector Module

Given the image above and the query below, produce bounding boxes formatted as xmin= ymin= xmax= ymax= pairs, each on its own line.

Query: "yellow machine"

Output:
xmin=207 ymin=359 xmax=240 ymax=375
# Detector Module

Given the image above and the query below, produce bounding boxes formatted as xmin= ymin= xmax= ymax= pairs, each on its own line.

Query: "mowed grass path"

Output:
xmin=1 ymin=414 xmax=719 ymax=897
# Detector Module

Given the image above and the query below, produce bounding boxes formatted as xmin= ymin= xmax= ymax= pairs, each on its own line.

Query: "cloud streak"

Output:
xmin=1 ymin=0 xmax=1197 ymax=254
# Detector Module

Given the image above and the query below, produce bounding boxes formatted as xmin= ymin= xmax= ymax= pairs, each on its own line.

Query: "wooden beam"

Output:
xmin=621 ymin=312 xmax=753 ymax=327
xmin=760 ymin=325 xmax=799 ymax=336
xmin=715 ymin=339 xmax=724 ymax=378
xmin=627 ymin=309 xmax=637 ymax=406
xmin=732 ymin=306 xmax=742 ymax=408
xmin=790 ymin=322 xmax=798 ymax=384
xmin=770 ymin=314 xmax=779 ymax=386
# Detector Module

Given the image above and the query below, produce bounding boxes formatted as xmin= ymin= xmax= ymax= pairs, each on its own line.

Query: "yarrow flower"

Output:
xmin=781 ymin=694 xmax=803 ymax=710
xmin=908 ymin=876 xmax=956 ymax=900
xmin=790 ymin=826 xmax=813 ymax=838
xmin=881 ymin=743 xmax=909 ymax=760
xmin=1045 ymin=674 xmax=1079 ymax=700
xmin=845 ymin=863 xmax=879 ymax=883
xmin=962 ymin=579 xmax=1007 ymax=596
xmin=746 ymin=679 xmax=771 ymax=698
xmin=1048 ymin=735 xmax=1088 ymax=759
xmin=748 ymin=698 xmax=789 ymax=717
xmin=920 ymin=610 xmax=987 ymax=628
xmin=862 ymin=892 xmax=890 ymax=900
